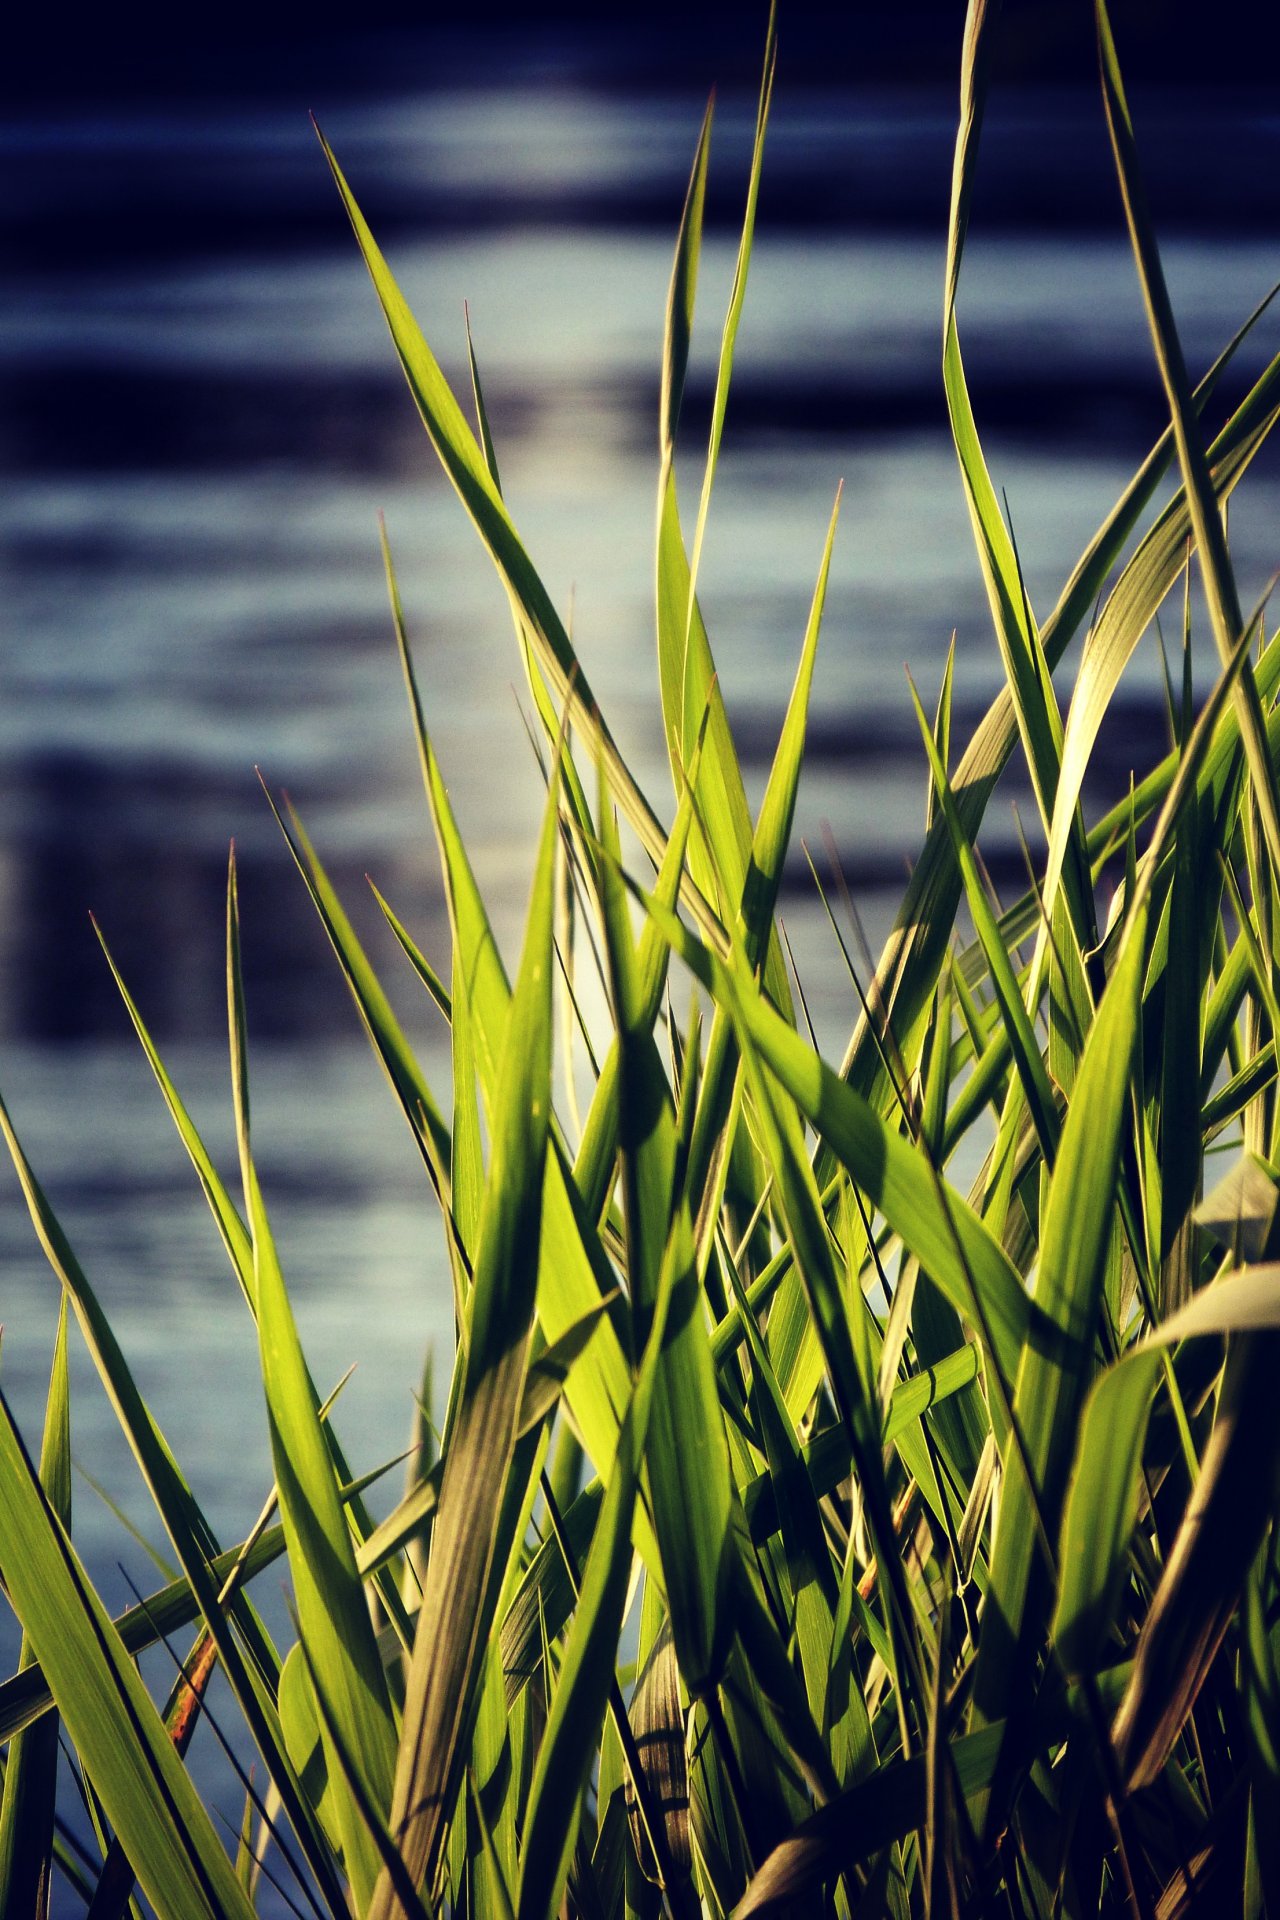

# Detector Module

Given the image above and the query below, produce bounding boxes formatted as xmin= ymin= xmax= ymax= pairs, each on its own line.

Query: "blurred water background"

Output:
xmin=3 ymin=5 xmax=1280 ymax=1898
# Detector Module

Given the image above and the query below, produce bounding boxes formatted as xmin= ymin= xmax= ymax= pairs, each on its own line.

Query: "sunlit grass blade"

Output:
xmin=723 ymin=1256 xmax=868 ymax=1773
xmin=355 ymin=1295 xmax=615 ymax=1581
xmin=93 ymin=916 xmax=254 ymax=1297
xmin=738 ymin=486 xmax=839 ymax=967
xmin=316 ymin=124 xmax=719 ymax=942
xmin=597 ymin=787 xmax=734 ymax=1694
xmin=263 ymin=787 xmax=452 ymax=1190
xmin=653 ymin=85 xmax=792 ymax=1019
xmin=516 ymin=1216 xmax=680 ymax=1920
xmin=0 ymin=1381 xmax=258 ymax=1920
xmin=370 ymin=880 xmax=451 ymax=1024
xmin=634 ymin=886 xmax=1039 ymax=1388
xmin=943 ymin=0 xmax=1064 ymax=843
xmin=1038 ymin=345 xmax=1280 ymax=935
xmin=0 ymin=1081 xmax=350 ymax=1915
xmin=0 ymin=1520 xmax=289 ymax=1744
xmin=1113 ymin=1334 xmax=1280 ymax=1790
xmin=1042 ymin=1251 xmax=1280 ymax=1804
xmin=374 ymin=752 xmax=561 ymax=1912
xmin=1098 ymin=0 xmax=1280 ymax=885
xmin=408 ymin=666 xmax=641 ymax=1517
xmin=242 ymin=1151 xmax=399 ymax=1908
xmin=841 ymin=312 xmax=1280 ymax=1108
xmin=910 ymin=675 xmax=1059 ymax=1165
xmin=969 ymin=902 xmax=1147 ymax=1828
xmin=0 ymin=1300 xmax=68 ymax=1920
xmin=683 ymin=0 xmax=777 ymax=633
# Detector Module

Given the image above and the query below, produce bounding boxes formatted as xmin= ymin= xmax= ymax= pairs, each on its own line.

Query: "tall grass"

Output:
xmin=4 ymin=0 xmax=1280 ymax=1913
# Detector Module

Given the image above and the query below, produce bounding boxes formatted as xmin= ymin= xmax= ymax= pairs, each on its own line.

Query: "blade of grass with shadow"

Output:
xmin=1098 ymin=0 xmax=1280 ymax=889
xmin=967 ymin=900 xmax=1147 ymax=1835
xmin=394 ymin=572 xmax=642 ymax=1516
xmin=515 ymin=1163 xmax=690 ymax=1920
xmin=841 ymin=299 xmax=1280 ymax=1112
xmin=0 ymin=1379 xmax=258 ymax=1920
xmin=0 ymin=1083 xmax=349 ymax=1917
xmin=631 ymin=887 xmax=1039 ymax=1392
xmin=317 ymin=125 xmax=724 ymax=953
xmin=0 ymin=1300 xmax=68 ymax=1920
xmin=372 ymin=752 xmax=560 ymax=1914
xmin=597 ymin=780 xmax=735 ymax=1697
xmin=235 ymin=1068 xmax=399 ymax=1907
xmin=654 ymin=48 xmax=792 ymax=1024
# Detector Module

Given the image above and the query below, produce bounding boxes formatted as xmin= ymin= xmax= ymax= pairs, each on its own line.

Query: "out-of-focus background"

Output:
xmin=3 ymin=0 xmax=1279 ymax=1884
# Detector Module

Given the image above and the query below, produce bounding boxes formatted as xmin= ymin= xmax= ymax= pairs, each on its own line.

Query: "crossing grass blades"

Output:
xmin=4 ymin=1 xmax=1280 ymax=1913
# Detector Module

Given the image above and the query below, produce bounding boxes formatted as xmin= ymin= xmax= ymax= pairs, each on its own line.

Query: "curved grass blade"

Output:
xmin=0 ymin=1084 xmax=350 ymax=1916
xmin=597 ymin=787 xmax=734 ymax=1694
xmin=969 ymin=905 xmax=1148 ymax=1812
xmin=372 ymin=754 xmax=561 ymax=1914
xmin=910 ymin=675 xmax=1059 ymax=1165
xmin=316 ymin=124 xmax=723 ymax=949
xmin=633 ymin=887 xmax=1038 ymax=1388
xmin=515 ymin=1209 xmax=680 ymax=1920
xmin=841 ymin=305 xmax=1280 ymax=1109
xmin=247 ymin=1164 xmax=399 ymax=1909
xmin=943 ymin=0 xmax=1066 ymax=847
xmin=1098 ymin=0 xmax=1280 ymax=884
xmin=263 ymin=789 xmax=452 ymax=1192
xmin=682 ymin=2 xmax=776 ymax=629
xmin=734 ymin=1667 xmax=1132 ymax=1915
xmin=0 ymin=1384 xmax=257 ymax=1920
xmin=1038 ymin=351 xmax=1280 ymax=936
xmin=1049 ymin=1255 xmax=1280 ymax=1795
xmin=0 ymin=1301 xmax=68 ymax=1920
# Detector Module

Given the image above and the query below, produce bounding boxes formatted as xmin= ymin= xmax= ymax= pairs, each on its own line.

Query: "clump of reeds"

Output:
xmin=2 ymin=0 xmax=1280 ymax=1914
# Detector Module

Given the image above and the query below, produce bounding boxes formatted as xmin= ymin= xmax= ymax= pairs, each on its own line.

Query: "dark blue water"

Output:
xmin=2 ymin=42 xmax=1278 ymax=1909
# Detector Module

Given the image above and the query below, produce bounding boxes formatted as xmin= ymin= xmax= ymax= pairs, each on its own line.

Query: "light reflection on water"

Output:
xmin=2 ymin=65 xmax=1279 ymax=1900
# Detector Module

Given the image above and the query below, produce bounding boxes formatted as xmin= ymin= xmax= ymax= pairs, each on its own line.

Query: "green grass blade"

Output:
xmin=375 ymin=754 xmax=561 ymax=1910
xmin=910 ymin=676 xmax=1060 ymax=1165
xmin=0 ymin=1301 xmax=69 ymax=1920
xmin=355 ymin=1296 xmax=615 ymax=1581
xmin=840 ymin=314 xmax=1280 ymax=1110
xmin=597 ymin=790 xmax=735 ymax=1693
xmin=683 ymin=2 xmax=777 ymax=630
xmin=317 ymin=124 xmax=715 ymax=940
xmin=652 ymin=88 xmax=792 ymax=1018
xmin=264 ymin=787 xmax=452 ymax=1189
xmin=1053 ymin=1258 xmax=1280 ymax=1755
xmin=943 ymin=0 xmax=1064 ymax=841
xmin=0 ymin=1521 xmax=290 ymax=1744
xmin=369 ymin=881 xmax=451 ymax=1024
xmin=463 ymin=303 xmax=502 ymax=493
xmin=1038 ymin=351 xmax=1280 ymax=934
xmin=0 ymin=1084 xmax=349 ymax=1917
xmin=969 ymin=904 xmax=1148 ymax=1815
xmin=405 ymin=672 xmax=652 ymax=1562
xmin=659 ymin=96 xmax=712 ymax=461
xmin=0 ymin=1384 xmax=257 ymax=1920
xmin=516 ymin=1238 xmax=679 ymax=1920
xmin=93 ymin=917 xmax=254 ymax=1298
xmin=634 ymin=889 xmax=1038 ymax=1388
xmin=734 ymin=1668 xmax=1132 ymax=1912
xmin=737 ymin=487 xmax=839 ymax=967
xmin=1098 ymin=0 xmax=1280 ymax=884
xmin=724 ymin=1258 xmax=867 ymax=1773
xmin=247 ymin=1162 xmax=399 ymax=1907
